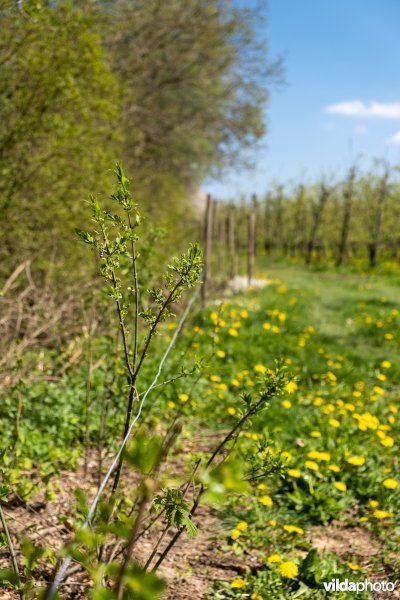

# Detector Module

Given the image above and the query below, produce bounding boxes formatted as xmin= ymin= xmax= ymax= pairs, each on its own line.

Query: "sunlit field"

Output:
xmin=2 ymin=258 xmax=399 ymax=598
xmin=1 ymin=1 xmax=400 ymax=598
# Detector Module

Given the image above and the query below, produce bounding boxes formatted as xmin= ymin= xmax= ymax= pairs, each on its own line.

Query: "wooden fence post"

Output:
xmin=251 ymin=194 xmax=259 ymax=256
xmin=227 ymin=206 xmax=237 ymax=280
xmin=247 ymin=208 xmax=255 ymax=286
xmin=201 ymin=193 xmax=213 ymax=307
xmin=217 ymin=207 xmax=226 ymax=278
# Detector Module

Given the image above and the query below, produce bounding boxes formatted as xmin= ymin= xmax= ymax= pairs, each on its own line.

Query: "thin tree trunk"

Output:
xmin=337 ymin=166 xmax=356 ymax=266
xmin=369 ymin=169 xmax=389 ymax=268
xmin=306 ymin=184 xmax=329 ymax=265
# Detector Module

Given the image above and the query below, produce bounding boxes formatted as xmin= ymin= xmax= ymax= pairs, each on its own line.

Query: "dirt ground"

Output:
xmin=307 ymin=523 xmax=400 ymax=599
xmin=0 ymin=451 xmax=399 ymax=599
xmin=0 ymin=448 xmax=245 ymax=599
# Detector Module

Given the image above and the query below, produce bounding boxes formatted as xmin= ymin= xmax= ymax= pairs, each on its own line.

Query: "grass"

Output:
xmin=194 ymin=264 xmax=400 ymax=598
xmin=1 ymin=263 xmax=400 ymax=598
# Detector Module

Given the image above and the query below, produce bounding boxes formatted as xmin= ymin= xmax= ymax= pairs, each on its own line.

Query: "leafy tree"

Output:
xmin=0 ymin=0 xmax=120 ymax=280
xmin=0 ymin=0 xmax=279 ymax=284
xmin=107 ymin=0 xmax=280 ymax=214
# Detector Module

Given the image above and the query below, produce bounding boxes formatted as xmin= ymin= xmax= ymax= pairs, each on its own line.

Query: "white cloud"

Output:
xmin=354 ymin=124 xmax=367 ymax=134
xmin=325 ymin=101 xmax=400 ymax=118
xmin=385 ymin=131 xmax=400 ymax=145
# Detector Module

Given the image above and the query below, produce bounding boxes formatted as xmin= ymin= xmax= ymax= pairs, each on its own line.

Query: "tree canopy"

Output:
xmin=0 ymin=0 xmax=278 ymax=281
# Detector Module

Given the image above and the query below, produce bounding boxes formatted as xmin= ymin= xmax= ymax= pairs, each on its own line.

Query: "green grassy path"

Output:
xmin=197 ymin=265 xmax=400 ymax=599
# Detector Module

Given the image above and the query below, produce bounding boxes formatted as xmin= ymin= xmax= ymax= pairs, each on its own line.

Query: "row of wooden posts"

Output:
xmin=201 ymin=194 xmax=256 ymax=306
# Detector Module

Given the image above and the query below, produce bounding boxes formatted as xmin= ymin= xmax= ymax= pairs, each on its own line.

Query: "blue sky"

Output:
xmin=207 ymin=0 xmax=400 ymax=200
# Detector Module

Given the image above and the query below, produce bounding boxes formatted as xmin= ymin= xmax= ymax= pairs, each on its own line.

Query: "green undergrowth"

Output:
xmin=1 ymin=264 xmax=400 ymax=598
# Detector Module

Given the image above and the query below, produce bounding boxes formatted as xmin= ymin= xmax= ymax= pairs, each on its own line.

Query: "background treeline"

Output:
xmin=206 ymin=164 xmax=400 ymax=285
xmin=0 ymin=0 xmax=277 ymax=284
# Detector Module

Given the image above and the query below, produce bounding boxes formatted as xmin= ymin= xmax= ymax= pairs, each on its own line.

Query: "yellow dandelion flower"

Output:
xmin=281 ymin=451 xmax=292 ymax=462
xmin=282 ymin=400 xmax=292 ymax=409
xmin=216 ymin=350 xmax=226 ymax=358
xmin=308 ymin=451 xmax=330 ymax=461
xmin=329 ymin=418 xmax=340 ymax=428
xmin=268 ymin=519 xmax=277 ymax=526
xmin=305 ymin=460 xmax=319 ymax=471
xmin=283 ymin=525 xmax=304 ymax=534
xmin=167 ymin=401 xmax=176 ymax=409
xmin=311 ymin=431 xmax=321 ymax=438
xmin=254 ymin=364 xmax=267 ymax=373
xmin=347 ymin=563 xmax=361 ymax=571
xmin=231 ymin=578 xmax=245 ymax=588
xmin=334 ymin=481 xmax=347 ymax=492
xmin=329 ymin=464 xmax=340 ymax=473
xmin=373 ymin=510 xmax=393 ymax=519
xmin=285 ymin=381 xmax=298 ymax=394
xmin=267 ymin=554 xmax=282 ymax=563
xmin=381 ymin=360 xmax=391 ymax=369
xmin=383 ymin=478 xmax=398 ymax=490
xmin=259 ymin=495 xmax=273 ymax=507
xmin=369 ymin=500 xmax=379 ymax=508
xmin=237 ymin=521 xmax=248 ymax=531
xmin=227 ymin=407 xmax=236 ymax=416
xmin=214 ymin=382 xmax=227 ymax=390
xmin=228 ymin=328 xmax=238 ymax=337
xmin=347 ymin=456 xmax=365 ymax=466
xmin=230 ymin=529 xmax=241 ymax=540
xmin=279 ymin=561 xmax=299 ymax=579
xmin=287 ymin=469 xmax=301 ymax=478
xmin=384 ymin=333 xmax=394 ymax=340
xmin=240 ymin=309 xmax=248 ymax=318
xmin=380 ymin=436 xmax=394 ymax=448
xmin=179 ymin=393 xmax=189 ymax=403
xmin=373 ymin=385 xmax=385 ymax=395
